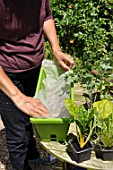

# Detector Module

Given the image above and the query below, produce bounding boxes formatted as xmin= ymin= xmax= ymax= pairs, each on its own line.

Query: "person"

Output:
xmin=0 ymin=0 xmax=74 ymax=170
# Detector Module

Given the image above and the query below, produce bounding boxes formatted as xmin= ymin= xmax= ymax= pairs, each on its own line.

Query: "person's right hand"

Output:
xmin=0 ymin=67 xmax=49 ymax=118
xmin=13 ymin=92 xmax=49 ymax=118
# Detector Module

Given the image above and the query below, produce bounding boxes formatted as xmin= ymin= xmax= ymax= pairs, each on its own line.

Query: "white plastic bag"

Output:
xmin=35 ymin=59 xmax=71 ymax=118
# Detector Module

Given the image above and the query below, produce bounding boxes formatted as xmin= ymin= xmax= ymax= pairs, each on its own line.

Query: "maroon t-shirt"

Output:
xmin=0 ymin=0 xmax=53 ymax=73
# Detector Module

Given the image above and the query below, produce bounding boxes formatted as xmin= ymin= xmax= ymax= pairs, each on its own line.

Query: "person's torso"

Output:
xmin=0 ymin=0 xmax=52 ymax=73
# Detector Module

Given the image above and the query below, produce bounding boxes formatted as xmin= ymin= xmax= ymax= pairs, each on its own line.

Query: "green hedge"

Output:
xmin=45 ymin=0 xmax=113 ymax=78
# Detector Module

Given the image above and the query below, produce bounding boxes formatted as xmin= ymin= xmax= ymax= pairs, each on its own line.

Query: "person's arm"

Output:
xmin=0 ymin=66 xmax=48 ymax=117
xmin=43 ymin=19 xmax=74 ymax=71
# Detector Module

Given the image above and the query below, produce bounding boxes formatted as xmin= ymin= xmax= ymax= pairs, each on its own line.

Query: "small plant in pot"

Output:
xmin=93 ymin=99 xmax=113 ymax=161
xmin=64 ymin=98 xmax=97 ymax=163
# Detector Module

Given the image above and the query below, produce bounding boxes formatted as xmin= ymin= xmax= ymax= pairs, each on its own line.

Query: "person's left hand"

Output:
xmin=53 ymin=50 xmax=74 ymax=71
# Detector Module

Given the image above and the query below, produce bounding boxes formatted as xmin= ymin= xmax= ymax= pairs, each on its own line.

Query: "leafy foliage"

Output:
xmin=48 ymin=0 xmax=113 ymax=66
xmin=64 ymin=98 xmax=97 ymax=148
xmin=45 ymin=0 xmax=113 ymax=97
xmin=93 ymin=99 xmax=113 ymax=148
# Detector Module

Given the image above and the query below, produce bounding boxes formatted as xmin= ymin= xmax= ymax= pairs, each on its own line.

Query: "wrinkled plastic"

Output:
xmin=35 ymin=59 xmax=71 ymax=118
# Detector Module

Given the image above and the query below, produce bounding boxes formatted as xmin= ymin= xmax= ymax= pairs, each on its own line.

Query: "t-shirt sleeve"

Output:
xmin=45 ymin=0 xmax=53 ymax=21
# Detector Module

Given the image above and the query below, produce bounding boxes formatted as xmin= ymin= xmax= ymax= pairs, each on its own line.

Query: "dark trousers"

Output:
xmin=0 ymin=66 xmax=41 ymax=170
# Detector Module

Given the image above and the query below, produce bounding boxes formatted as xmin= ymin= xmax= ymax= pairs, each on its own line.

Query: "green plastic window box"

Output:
xmin=30 ymin=67 xmax=74 ymax=142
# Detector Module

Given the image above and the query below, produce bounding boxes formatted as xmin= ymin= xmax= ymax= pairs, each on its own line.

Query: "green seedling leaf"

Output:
xmin=64 ymin=98 xmax=96 ymax=148
xmin=93 ymin=99 xmax=113 ymax=119
xmin=64 ymin=98 xmax=79 ymax=119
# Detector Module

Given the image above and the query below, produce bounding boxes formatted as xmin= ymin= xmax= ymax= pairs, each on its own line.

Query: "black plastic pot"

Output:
xmin=67 ymin=138 xmax=93 ymax=163
xmin=94 ymin=145 xmax=113 ymax=161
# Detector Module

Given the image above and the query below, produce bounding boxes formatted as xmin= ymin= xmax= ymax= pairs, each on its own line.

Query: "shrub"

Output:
xmin=49 ymin=0 xmax=113 ymax=68
xmin=44 ymin=0 xmax=113 ymax=95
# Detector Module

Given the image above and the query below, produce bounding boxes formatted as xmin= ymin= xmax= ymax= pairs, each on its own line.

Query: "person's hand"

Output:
xmin=0 ymin=66 xmax=48 ymax=118
xmin=13 ymin=92 xmax=49 ymax=118
xmin=53 ymin=50 xmax=74 ymax=71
